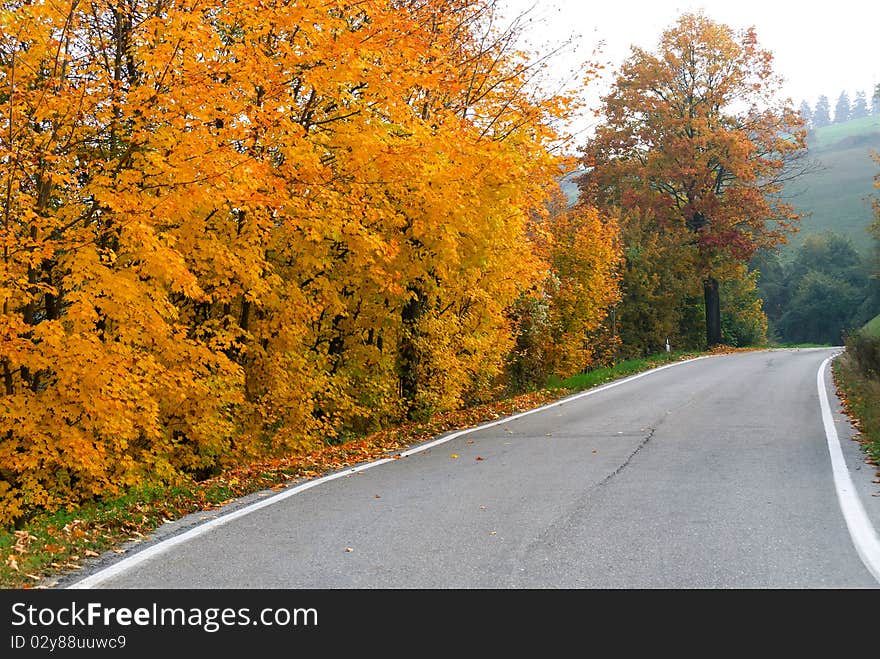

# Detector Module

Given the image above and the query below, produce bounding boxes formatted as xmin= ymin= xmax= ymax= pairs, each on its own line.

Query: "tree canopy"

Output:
xmin=0 ymin=0 xmax=620 ymax=525
xmin=579 ymin=11 xmax=806 ymax=347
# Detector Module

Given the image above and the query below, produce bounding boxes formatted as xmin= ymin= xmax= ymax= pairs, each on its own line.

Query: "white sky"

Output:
xmin=500 ymin=0 xmax=879 ymax=131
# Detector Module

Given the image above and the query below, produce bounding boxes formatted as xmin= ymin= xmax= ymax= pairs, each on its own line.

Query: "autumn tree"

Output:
xmin=579 ymin=12 xmax=806 ymax=346
xmin=608 ymin=208 xmax=702 ymax=357
xmin=0 ymin=0 xmax=610 ymax=525
xmin=0 ymin=0 xmax=253 ymax=522
xmin=720 ymin=264 xmax=767 ymax=347
xmin=507 ymin=193 xmax=621 ymax=389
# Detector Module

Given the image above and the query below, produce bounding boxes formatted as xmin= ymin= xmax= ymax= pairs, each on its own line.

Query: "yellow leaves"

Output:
xmin=0 ymin=0 xmax=599 ymax=528
xmin=509 ymin=201 xmax=621 ymax=382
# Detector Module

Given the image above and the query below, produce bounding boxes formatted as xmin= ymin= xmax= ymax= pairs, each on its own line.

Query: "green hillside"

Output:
xmin=863 ymin=314 xmax=880 ymax=337
xmin=782 ymin=116 xmax=880 ymax=257
xmin=808 ymin=115 xmax=880 ymax=149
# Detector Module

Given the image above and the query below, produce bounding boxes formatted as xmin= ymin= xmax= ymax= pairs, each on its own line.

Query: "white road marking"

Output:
xmin=66 ymin=459 xmax=394 ymax=589
xmin=817 ymin=354 xmax=880 ymax=584
xmin=68 ymin=354 xmax=712 ymax=589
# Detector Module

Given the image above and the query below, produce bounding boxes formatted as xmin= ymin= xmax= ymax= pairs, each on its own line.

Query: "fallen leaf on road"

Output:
xmin=450 ymin=453 xmax=459 ymax=459
xmin=489 ymin=531 xmax=497 ymax=535
xmin=344 ymin=547 xmax=354 ymax=552
xmin=374 ymin=494 xmax=381 ymax=499
xmin=84 ymin=550 xmax=99 ymax=558
xmin=475 ymin=456 xmax=483 ymax=461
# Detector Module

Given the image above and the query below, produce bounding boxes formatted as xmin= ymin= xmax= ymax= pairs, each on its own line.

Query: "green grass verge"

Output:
xmin=832 ymin=354 xmax=880 ymax=469
xmin=0 ymin=481 xmax=251 ymax=589
xmin=549 ymin=350 xmax=703 ymax=391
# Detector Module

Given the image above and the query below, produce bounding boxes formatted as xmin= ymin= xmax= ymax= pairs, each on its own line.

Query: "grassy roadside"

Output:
xmin=550 ymin=350 xmax=702 ymax=389
xmin=832 ymin=351 xmax=880 ymax=474
xmin=1 ymin=346 xmax=738 ymax=589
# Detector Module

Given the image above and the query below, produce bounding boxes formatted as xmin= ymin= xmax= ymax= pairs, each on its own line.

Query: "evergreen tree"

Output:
xmin=873 ymin=85 xmax=880 ymax=114
xmin=834 ymin=90 xmax=850 ymax=123
xmin=851 ymin=90 xmax=869 ymax=119
xmin=798 ymin=100 xmax=813 ymax=127
xmin=813 ymin=95 xmax=832 ymax=127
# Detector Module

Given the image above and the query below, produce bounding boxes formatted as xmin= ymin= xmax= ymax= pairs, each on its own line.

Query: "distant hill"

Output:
xmin=559 ymin=168 xmax=584 ymax=207
xmin=782 ymin=115 xmax=880 ymax=257
xmin=557 ymin=116 xmax=880 ymax=254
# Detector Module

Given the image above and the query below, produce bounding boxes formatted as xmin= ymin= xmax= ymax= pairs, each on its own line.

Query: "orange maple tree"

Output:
xmin=0 ymin=0 xmax=619 ymax=526
xmin=580 ymin=12 xmax=807 ymax=346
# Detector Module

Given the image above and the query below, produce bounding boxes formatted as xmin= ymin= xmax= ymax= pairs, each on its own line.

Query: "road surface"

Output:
xmin=64 ymin=348 xmax=880 ymax=588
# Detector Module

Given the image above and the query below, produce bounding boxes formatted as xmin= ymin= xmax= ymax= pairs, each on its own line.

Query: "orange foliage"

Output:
xmin=584 ymin=12 xmax=807 ymax=261
xmin=580 ymin=12 xmax=807 ymax=347
xmin=0 ymin=0 xmax=613 ymax=524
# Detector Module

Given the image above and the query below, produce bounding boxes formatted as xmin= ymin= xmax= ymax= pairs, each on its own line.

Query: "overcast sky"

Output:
xmin=499 ymin=0 xmax=879 ymax=120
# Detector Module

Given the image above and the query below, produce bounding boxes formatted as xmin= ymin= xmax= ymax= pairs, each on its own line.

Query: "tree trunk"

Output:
xmin=703 ymin=276 xmax=722 ymax=346
xmin=398 ymin=284 xmax=428 ymax=418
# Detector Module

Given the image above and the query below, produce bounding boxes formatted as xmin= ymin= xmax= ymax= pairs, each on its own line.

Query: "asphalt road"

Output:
xmin=65 ymin=348 xmax=880 ymax=588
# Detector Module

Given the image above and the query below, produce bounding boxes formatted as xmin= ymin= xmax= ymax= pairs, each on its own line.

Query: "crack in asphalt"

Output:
xmin=595 ymin=426 xmax=657 ymax=489
xmin=505 ymin=425 xmax=659 ymax=585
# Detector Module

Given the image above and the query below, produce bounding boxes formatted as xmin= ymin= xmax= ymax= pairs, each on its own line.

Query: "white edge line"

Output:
xmin=818 ymin=354 xmax=880 ymax=584
xmin=69 ymin=353 xmax=717 ymax=589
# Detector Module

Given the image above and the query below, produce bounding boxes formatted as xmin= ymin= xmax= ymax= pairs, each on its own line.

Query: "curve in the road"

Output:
xmin=67 ymin=354 xmax=712 ymax=589
xmin=66 ymin=349 xmax=880 ymax=588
